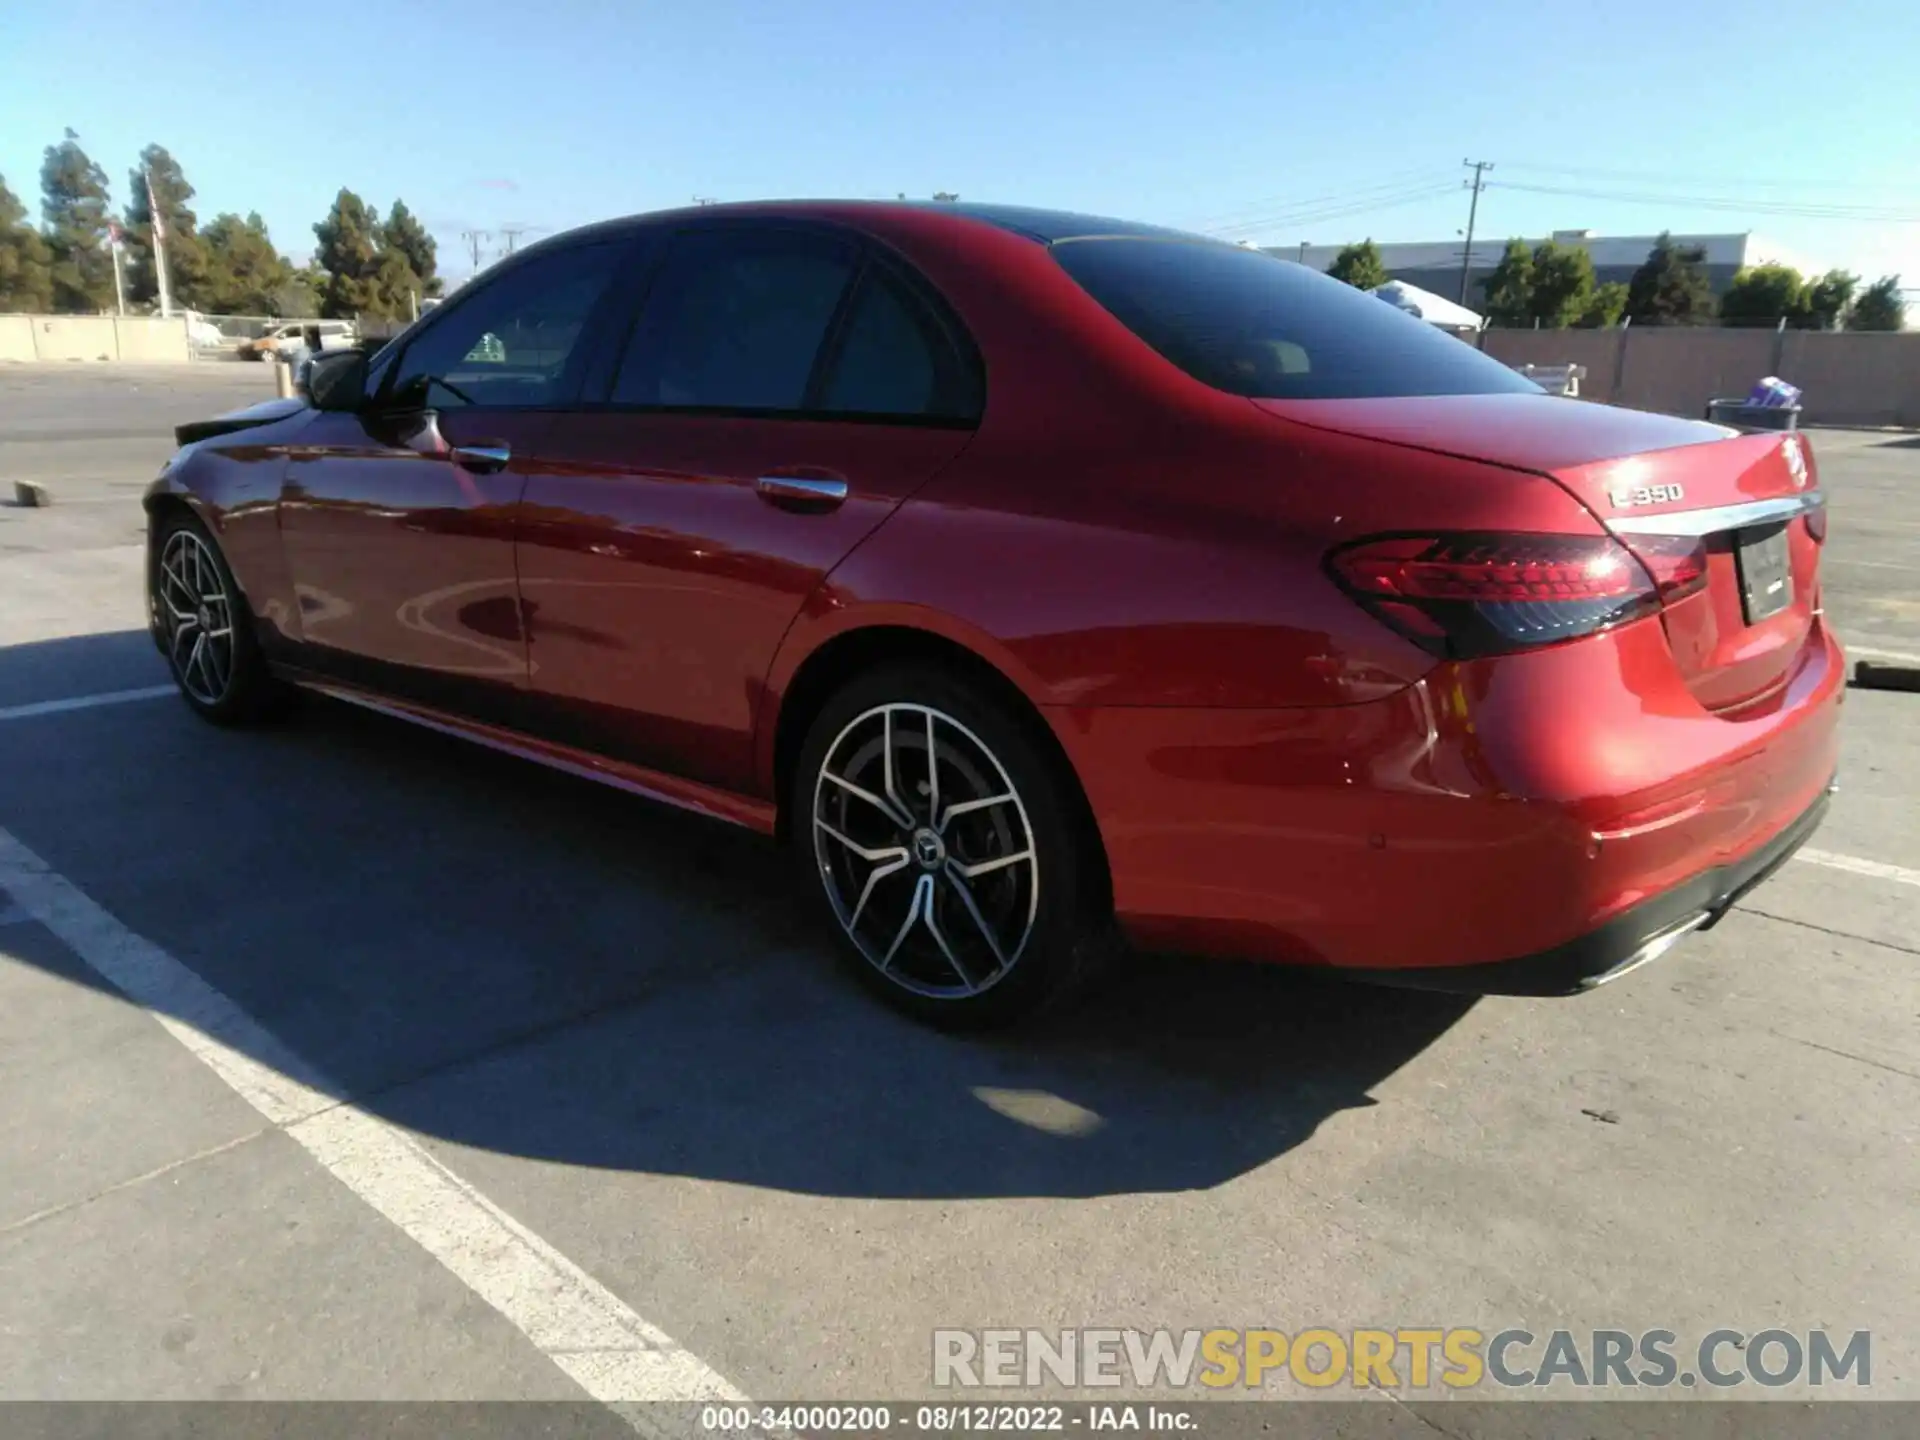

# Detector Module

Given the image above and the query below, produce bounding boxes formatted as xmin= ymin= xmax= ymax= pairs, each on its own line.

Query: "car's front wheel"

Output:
xmin=152 ymin=512 xmax=284 ymax=724
xmin=793 ymin=665 xmax=1109 ymax=1028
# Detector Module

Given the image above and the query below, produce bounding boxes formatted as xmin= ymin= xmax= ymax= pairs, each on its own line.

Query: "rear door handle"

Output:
xmin=452 ymin=442 xmax=512 ymax=474
xmin=756 ymin=474 xmax=848 ymax=509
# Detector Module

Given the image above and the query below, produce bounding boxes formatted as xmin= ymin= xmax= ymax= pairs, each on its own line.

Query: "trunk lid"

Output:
xmin=1256 ymin=394 xmax=1826 ymax=711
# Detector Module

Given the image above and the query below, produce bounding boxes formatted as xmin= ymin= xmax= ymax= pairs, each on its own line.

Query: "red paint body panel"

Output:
xmin=518 ymin=413 xmax=972 ymax=791
xmin=279 ymin=409 xmax=553 ymax=694
xmin=147 ymin=200 xmax=1845 ymax=984
xmin=1057 ymin=616 xmax=1842 ymax=969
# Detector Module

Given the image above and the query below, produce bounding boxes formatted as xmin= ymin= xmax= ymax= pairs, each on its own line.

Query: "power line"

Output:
xmin=1498 ymin=161 xmax=1920 ymax=199
xmin=1187 ymin=168 xmax=1442 ymax=230
xmin=1201 ymin=176 xmax=1457 ymax=235
xmin=1460 ymin=159 xmax=1494 ymax=303
xmin=1204 ymin=182 xmax=1461 ymax=239
xmin=1489 ymin=180 xmax=1920 ymax=222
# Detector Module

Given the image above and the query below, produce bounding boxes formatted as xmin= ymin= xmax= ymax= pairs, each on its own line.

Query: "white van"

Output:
xmin=245 ymin=320 xmax=356 ymax=361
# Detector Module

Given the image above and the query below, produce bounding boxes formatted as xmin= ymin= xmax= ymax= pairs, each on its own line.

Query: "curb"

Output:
xmin=1853 ymin=661 xmax=1920 ymax=693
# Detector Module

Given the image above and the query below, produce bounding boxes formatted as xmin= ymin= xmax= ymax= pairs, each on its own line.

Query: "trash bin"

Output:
xmin=1705 ymin=400 xmax=1802 ymax=432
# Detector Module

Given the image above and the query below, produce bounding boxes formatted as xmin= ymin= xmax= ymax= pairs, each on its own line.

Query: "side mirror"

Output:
xmin=304 ymin=348 xmax=369 ymax=411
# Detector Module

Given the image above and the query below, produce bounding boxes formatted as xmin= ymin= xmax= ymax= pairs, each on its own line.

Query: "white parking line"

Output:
xmin=0 ymin=825 xmax=747 ymax=1421
xmin=0 ymin=685 xmax=175 ymax=722
xmin=1796 ymin=847 xmax=1920 ymax=889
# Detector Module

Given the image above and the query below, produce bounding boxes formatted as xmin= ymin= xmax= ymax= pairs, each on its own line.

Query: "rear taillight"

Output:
xmin=1328 ymin=532 xmax=1663 ymax=658
xmin=1616 ymin=532 xmax=1709 ymax=604
xmin=1804 ymin=499 xmax=1827 ymax=543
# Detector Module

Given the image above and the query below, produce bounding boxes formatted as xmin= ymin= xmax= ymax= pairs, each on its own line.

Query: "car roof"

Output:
xmin=537 ymin=199 xmax=1221 ymax=253
xmin=911 ymin=202 xmax=1208 ymax=245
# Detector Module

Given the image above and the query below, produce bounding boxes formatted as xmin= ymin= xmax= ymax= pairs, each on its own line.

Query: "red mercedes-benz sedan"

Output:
xmin=145 ymin=201 xmax=1843 ymax=1025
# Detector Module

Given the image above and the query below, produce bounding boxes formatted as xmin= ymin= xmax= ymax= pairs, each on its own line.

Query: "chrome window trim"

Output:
xmin=1607 ymin=490 xmax=1823 ymax=536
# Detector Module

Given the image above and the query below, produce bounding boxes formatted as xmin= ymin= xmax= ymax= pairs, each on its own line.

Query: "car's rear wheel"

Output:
xmin=792 ymin=665 xmax=1108 ymax=1028
xmin=153 ymin=513 xmax=284 ymax=724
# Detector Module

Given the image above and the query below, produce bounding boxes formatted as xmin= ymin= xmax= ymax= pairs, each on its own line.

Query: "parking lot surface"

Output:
xmin=1 ymin=364 xmax=1916 ymax=1420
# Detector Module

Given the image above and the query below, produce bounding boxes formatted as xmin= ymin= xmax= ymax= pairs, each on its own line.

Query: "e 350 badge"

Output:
xmin=1609 ymin=482 xmax=1685 ymax=508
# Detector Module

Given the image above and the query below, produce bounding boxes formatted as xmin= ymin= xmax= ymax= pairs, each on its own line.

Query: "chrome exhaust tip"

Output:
xmin=1578 ymin=912 xmax=1712 ymax=991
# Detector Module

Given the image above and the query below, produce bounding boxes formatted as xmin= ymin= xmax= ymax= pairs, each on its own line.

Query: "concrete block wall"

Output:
xmin=0 ymin=314 xmax=192 ymax=364
xmin=0 ymin=315 xmax=34 ymax=362
xmin=1481 ymin=328 xmax=1920 ymax=427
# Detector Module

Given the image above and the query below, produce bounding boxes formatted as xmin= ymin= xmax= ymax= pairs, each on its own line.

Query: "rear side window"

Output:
xmin=818 ymin=267 xmax=979 ymax=421
xmin=613 ymin=231 xmax=855 ymax=410
xmin=1051 ymin=238 xmax=1542 ymax=400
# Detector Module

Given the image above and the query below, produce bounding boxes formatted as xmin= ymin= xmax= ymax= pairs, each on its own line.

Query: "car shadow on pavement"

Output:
xmin=0 ymin=630 xmax=1476 ymax=1200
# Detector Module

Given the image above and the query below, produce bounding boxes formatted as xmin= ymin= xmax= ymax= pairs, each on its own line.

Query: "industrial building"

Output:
xmin=1269 ymin=231 xmax=1825 ymax=303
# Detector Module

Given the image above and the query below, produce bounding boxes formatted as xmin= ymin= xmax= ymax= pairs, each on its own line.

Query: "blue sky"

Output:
xmin=3 ymin=0 xmax=1916 ymax=288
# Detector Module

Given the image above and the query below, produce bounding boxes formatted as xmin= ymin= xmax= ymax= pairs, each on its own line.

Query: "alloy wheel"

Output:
xmin=156 ymin=529 xmax=237 ymax=707
xmin=811 ymin=703 xmax=1040 ymax=999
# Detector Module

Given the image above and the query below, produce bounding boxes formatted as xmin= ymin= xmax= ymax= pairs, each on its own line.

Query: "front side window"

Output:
xmin=612 ymin=230 xmax=856 ymax=411
xmin=386 ymin=241 xmax=626 ymax=409
xmin=1052 ymin=238 xmax=1542 ymax=401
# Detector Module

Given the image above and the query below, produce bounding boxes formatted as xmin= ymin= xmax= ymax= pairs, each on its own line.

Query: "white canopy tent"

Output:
xmin=1370 ymin=279 xmax=1484 ymax=331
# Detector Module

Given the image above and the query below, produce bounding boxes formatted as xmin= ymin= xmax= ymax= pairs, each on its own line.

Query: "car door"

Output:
xmin=516 ymin=223 xmax=983 ymax=793
xmin=278 ymin=239 xmax=630 ymax=720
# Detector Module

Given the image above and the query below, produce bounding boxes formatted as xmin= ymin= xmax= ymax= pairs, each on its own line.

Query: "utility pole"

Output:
xmin=460 ymin=229 xmax=490 ymax=271
xmin=1458 ymin=159 xmax=1493 ymax=305
xmin=499 ymin=226 xmax=527 ymax=256
xmin=1298 ymin=240 xmax=1310 ymax=265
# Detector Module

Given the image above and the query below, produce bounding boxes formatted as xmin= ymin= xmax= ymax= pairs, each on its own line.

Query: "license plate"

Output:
xmin=1736 ymin=523 xmax=1793 ymax=624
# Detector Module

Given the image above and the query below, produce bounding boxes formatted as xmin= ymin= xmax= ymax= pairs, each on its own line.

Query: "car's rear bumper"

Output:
xmin=1337 ymin=775 xmax=1834 ymax=995
xmin=1048 ymin=613 xmax=1845 ymax=985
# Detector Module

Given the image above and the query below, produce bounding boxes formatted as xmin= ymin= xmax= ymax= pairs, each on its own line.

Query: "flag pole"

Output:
xmin=146 ymin=168 xmax=174 ymax=318
xmin=108 ymin=224 xmax=127 ymax=315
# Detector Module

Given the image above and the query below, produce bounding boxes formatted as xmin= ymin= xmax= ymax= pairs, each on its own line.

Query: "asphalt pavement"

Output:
xmin=1 ymin=362 xmax=1915 ymax=1428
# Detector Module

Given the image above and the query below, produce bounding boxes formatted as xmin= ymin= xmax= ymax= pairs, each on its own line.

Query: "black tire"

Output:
xmin=791 ymin=663 xmax=1111 ymax=1029
xmin=152 ymin=511 xmax=287 ymax=725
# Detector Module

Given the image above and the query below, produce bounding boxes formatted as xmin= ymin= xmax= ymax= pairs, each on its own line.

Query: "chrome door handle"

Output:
xmin=452 ymin=443 xmax=512 ymax=474
xmin=756 ymin=475 xmax=848 ymax=507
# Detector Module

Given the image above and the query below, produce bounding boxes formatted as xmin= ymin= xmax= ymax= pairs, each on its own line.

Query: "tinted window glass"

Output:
xmin=820 ymin=269 xmax=975 ymax=419
xmin=1051 ymin=238 xmax=1542 ymax=400
xmin=613 ymin=233 xmax=854 ymax=409
xmin=388 ymin=242 xmax=624 ymax=408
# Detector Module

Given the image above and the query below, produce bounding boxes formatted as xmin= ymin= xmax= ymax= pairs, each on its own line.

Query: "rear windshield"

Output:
xmin=1051 ymin=237 xmax=1542 ymax=401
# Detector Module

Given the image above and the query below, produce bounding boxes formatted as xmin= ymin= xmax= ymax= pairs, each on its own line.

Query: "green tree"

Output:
xmin=1327 ymin=239 xmax=1389 ymax=290
xmin=1624 ymin=232 xmax=1714 ymax=326
xmin=275 ymin=262 xmax=326 ymax=318
xmin=1849 ymin=275 xmax=1906 ymax=331
xmin=123 ymin=144 xmax=209 ymax=310
xmin=1575 ymin=282 xmax=1629 ymax=328
xmin=0 ymin=173 xmax=55 ymax=311
xmin=313 ymin=188 xmax=382 ymax=318
xmin=39 ymin=129 xmax=115 ymax=313
xmin=1718 ymin=264 xmax=1810 ymax=327
xmin=382 ymin=201 xmax=441 ymax=297
xmin=1803 ymin=270 xmax=1858 ymax=331
xmin=200 ymin=212 xmax=296 ymax=314
xmin=1526 ymin=240 xmax=1596 ymax=328
xmin=367 ymin=246 xmax=425 ymax=320
xmin=1479 ymin=239 xmax=1534 ymax=326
